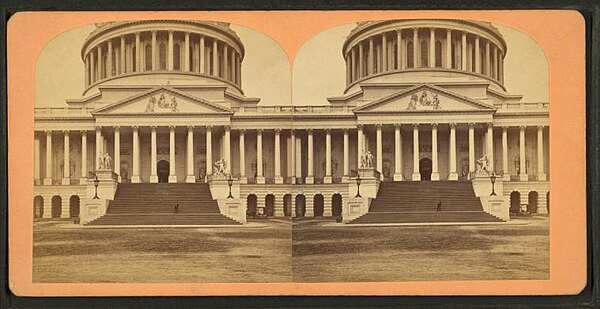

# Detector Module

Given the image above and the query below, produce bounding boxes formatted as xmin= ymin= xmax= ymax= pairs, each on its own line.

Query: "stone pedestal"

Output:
xmin=168 ymin=175 xmax=178 ymax=183
xmin=185 ymin=175 xmax=196 ymax=183
xmin=305 ymin=176 xmax=314 ymax=184
xmin=256 ymin=176 xmax=265 ymax=184
xmin=80 ymin=170 xmax=118 ymax=224
xmin=471 ymin=175 xmax=508 ymax=221
xmin=275 ymin=176 xmax=284 ymax=184
xmin=447 ymin=172 xmax=458 ymax=181
xmin=393 ymin=173 xmax=403 ymax=181
xmin=431 ymin=172 xmax=440 ymax=181
xmin=323 ymin=176 xmax=332 ymax=184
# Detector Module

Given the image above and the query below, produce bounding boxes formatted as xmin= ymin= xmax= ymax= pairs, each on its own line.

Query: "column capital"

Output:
xmin=537 ymin=125 xmax=545 ymax=130
xmin=150 ymin=125 xmax=157 ymax=130
xmin=257 ymin=129 xmax=263 ymax=134
xmin=357 ymin=124 xmax=364 ymax=130
xmin=396 ymin=29 xmax=403 ymax=35
xmin=274 ymin=128 xmax=282 ymax=134
xmin=62 ymin=129 xmax=70 ymax=134
xmin=343 ymin=128 xmax=349 ymax=133
xmin=239 ymin=128 xmax=246 ymax=134
xmin=113 ymin=125 xmax=120 ymax=131
xmin=95 ymin=126 xmax=102 ymax=131
xmin=375 ymin=124 xmax=382 ymax=129
xmin=430 ymin=27 xmax=436 ymax=32
xmin=449 ymin=122 xmax=457 ymax=128
xmin=206 ymin=125 xmax=213 ymax=131
xmin=431 ymin=123 xmax=438 ymax=128
xmin=223 ymin=125 xmax=231 ymax=131
xmin=487 ymin=122 xmax=494 ymax=128
xmin=151 ymin=30 xmax=157 ymax=35
xmin=502 ymin=126 xmax=509 ymax=131
xmin=45 ymin=130 xmax=53 ymax=135
xmin=412 ymin=27 xmax=418 ymax=32
xmin=132 ymin=125 xmax=139 ymax=131
xmin=184 ymin=31 xmax=190 ymax=36
xmin=307 ymin=128 xmax=313 ymax=134
xmin=519 ymin=125 xmax=527 ymax=130
xmin=468 ymin=122 xmax=475 ymax=128
xmin=324 ymin=128 xmax=331 ymax=133
xmin=412 ymin=123 xmax=419 ymax=128
xmin=187 ymin=125 xmax=194 ymax=130
xmin=394 ymin=123 xmax=401 ymax=128
xmin=80 ymin=130 xmax=87 ymax=134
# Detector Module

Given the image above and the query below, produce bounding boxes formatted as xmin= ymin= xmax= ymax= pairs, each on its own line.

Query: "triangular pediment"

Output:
xmin=93 ymin=87 xmax=232 ymax=115
xmin=354 ymin=84 xmax=495 ymax=113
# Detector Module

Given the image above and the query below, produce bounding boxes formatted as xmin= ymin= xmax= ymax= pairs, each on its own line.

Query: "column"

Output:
xmin=95 ymin=126 xmax=102 ymax=170
xmin=368 ymin=38 xmax=374 ymax=75
xmin=199 ymin=35 xmax=205 ymax=74
xmin=151 ymin=30 xmax=157 ymax=71
xmin=357 ymin=125 xmax=363 ymax=168
xmin=212 ymin=39 xmax=218 ymax=77
xmin=358 ymin=43 xmax=364 ymax=78
xmin=429 ymin=28 xmax=435 ymax=68
xmin=107 ymin=40 xmax=113 ymax=77
xmin=324 ymin=129 xmax=332 ymax=183
xmin=274 ymin=129 xmax=283 ymax=183
xmin=502 ymin=126 xmax=509 ymax=180
xmin=412 ymin=28 xmax=418 ymax=68
xmin=461 ymin=32 xmax=467 ymax=70
xmin=412 ymin=124 xmax=420 ymax=181
xmin=306 ymin=129 xmax=314 ymax=184
xmin=43 ymin=131 xmax=53 ymax=185
xmin=150 ymin=126 xmax=158 ymax=183
xmin=205 ymin=126 xmax=212 ymax=178
xmin=224 ymin=126 xmax=231 ymax=175
xmin=475 ymin=36 xmax=481 ymax=74
xmin=230 ymin=50 xmax=236 ymax=82
xmin=393 ymin=123 xmax=403 ymax=181
xmin=84 ymin=55 xmax=90 ymax=86
xmin=431 ymin=123 xmax=439 ymax=180
xmin=343 ymin=128 xmax=349 ymax=180
xmin=351 ymin=48 xmax=356 ymax=81
xmin=34 ymin=135 xmax=41 ymax=184
xmin=519 ymin=126 xmax=527 ymax=181
xmin=90 ymin=51 xmax=95 ymax=83
xmin=448 ymin=123 xmax=458 ymax=180
xmin=131 ymin=126 xmax=141 ymax=183
xmin=120 ymin=36 xmax=126 ymax=74
xmin=223 ymin=44 xmax=229 ymax=80
xmin=114 ymin=126 xmax=121 ymax=182
xmin=168 ymin=126 xmax=177 ymax=183
xmin=167 ymin=31 xmax=174 ymax=70
xmin=537 ymin=126 xmax=546 ymax=181
xmin=290 ymin=130 xmax=296 ymax=183
xmin=485 ymin=41 xmax=490 ymax=76
xmin=445 ymin=29 xmax=452 ymax=69
xmin=382 ymin=33 xmax=388 ymax=71
xmin=62 ymin=130 xmax=70 ymax=185
xmin=256 ymin=129 xmax=265 ymax=184
xmin=186 ymin=126 xmax=195 ymax=183
xmin=80 ymin=131 xmax=87 ymax=184
xmin=346 ymin=54 xmax=351 ymax=85
xmin=184 ymin=32 xmax=190 ymax=71
xmin=376 ymin=124 xmax=383 ymax=178
xmin=135 ymin=32 xmax=141 ymax=72
xmin=396 ymin=30 xmax=402 ymax=69
xmin=487 ymin=123 xmax=494 ymax=172
xmin=468 ymin=123 xmax=475 ymax=176
xmin=239 ymin=129 xmax=246 ymax=183
xmin=493 ymin=46 xmax=499 ymax=79
xmin=97 ymin=45 xmax=103 ymax=80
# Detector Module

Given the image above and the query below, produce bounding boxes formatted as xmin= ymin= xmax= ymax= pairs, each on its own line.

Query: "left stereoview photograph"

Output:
xmin=32 ymin=20 xmax=293 ymax=283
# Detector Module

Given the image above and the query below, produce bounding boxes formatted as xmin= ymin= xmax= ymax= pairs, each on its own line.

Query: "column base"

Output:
xmin=80 ymin=178 xmax=88 ymax=185
xmin=431 ymin=173 xmax=440 ymax=181
xmin=43 ymin=178 xmax=53 ymax=185
xmin=256 ymin=176 xmax=265 ymax=184
xmin=131 ymin=175 xmax=141 ymax=183
xmin=503 ymin=174 xmax=511 ymax=181
xmin=393 ymin=173 xmax=404 ymax=181
xmin=324 ymin=176 xmax=332 ymax=184
xmin=342 ymin=176 xmax=350 ymax=183
xmin=447 ymin=172 xmax=458 ymax=181
xmin=412 ymin=173 xmax=421 ymax=181
xmin=275 ymin=176 xmax=284 ymax=184
xmin=239 ymin=177 xmax=247 ymax=184
xmin=305 ymin=176 xmax=314 ymax=184
xmin=168 ymin=175 xmax=178 ymax=183
xmin=186 ymin=175 xmax=196 ymax=183
xmin=150 ymin=175 xmax=158 ymax=183
xmin=290 ymin=177 xmax=297 ymax=184
xmin=538 ymin=206 xmax=548 ymax=214
xmin=519 ymin=174 xmax=528 ymax=181
xmin=537 ymin=173 xmax=547 ymax=181
xmin=61 ymin=178 xmax=70 ymax=185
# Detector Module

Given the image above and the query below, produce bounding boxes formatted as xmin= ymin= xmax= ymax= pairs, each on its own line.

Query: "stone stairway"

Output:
xmin=348 ymin=181 xmax=503 ymax=224
xmin=86 ymin=183 xmax=240 ymax=225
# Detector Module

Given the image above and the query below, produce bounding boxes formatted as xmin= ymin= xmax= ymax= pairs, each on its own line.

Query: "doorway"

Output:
xmin=157 ymin=160 xmax=170 ymax=183
xmin=419 ymin=157 xmax=432 ymax=181
xmin=313 ymin=194 xmax=324 ymax=217
xmin=332 ymin=194 xmax=343 ymax=217
xmin=246 ymin=194 xmax=257 ymax=218
xmin=265 ymin=194 xmax=275 ymax=217
xmin=295 ymin=195 xmax=306 ymax=217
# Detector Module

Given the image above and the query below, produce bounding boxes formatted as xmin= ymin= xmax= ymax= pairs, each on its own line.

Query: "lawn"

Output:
xmin=292 ymin=216 xmax=549 ymax=282
xmin=33 ymin=220 xmax=292 ymax=283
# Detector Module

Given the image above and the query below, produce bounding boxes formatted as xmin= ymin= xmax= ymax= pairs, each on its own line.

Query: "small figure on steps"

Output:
xmin=173 ymin=202 xmax=179 ymax=214
xmin=436 ymin=201 xmax=442 ymax=212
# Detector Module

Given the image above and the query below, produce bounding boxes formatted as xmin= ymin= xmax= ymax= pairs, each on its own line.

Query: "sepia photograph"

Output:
xmin=29 ymin=17 xmax=553 ymax=284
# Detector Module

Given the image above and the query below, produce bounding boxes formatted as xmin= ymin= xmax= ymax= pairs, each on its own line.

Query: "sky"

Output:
xmin=35 ymin=21 xmax=548 ymax=108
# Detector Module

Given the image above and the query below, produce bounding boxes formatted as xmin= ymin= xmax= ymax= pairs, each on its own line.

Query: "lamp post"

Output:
xmin=355 ymin=173 xmax=362 ymax=198
xmin=93 ymin=174 xmax=100 ymax=199
xmin=227 ymin=174 xmax=234 ymax=199
xmin=489 ymin=171 xmax=497 ymax=196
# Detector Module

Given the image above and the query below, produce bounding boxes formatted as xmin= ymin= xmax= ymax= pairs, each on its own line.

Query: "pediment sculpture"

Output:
xmin=145 ymin=93 xmax=179 ymax=112
xmin=407 ymin=90 xmax=441 ymax=110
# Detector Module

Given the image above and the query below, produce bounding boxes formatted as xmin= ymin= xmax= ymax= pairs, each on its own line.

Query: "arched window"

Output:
xmin=173 ymin=43 xmax=181 ymax=70
xmin=159 ymin=43 xmax=167 ymax=70
xmin=407 ymin=41 xmax=414 ymax=68
xmin=420 ymin=40 xmax=428 ymax=67
xmin=145 ymin=44 xmax=152 ymax=71
xmin=435 ymin=41 xmax=442 ymax=67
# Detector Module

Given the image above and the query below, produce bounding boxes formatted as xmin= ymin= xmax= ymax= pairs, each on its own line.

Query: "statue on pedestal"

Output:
xmin=475 ymin=155 xmax=489 ymax=176
xmin=366 ymin=150 xmax=374 ymax=168
xmin=213 ymin=158 xmax=227 ymax=177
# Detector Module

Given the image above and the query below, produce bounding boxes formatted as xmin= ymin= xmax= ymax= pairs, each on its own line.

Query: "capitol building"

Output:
xmin=33 ymin=19 xmax=550 ymax=225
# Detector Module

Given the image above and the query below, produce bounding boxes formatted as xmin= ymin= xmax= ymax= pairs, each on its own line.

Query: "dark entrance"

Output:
xmin=51 ymin=195 xmax=62 ymax=218
xmin=247 ymin=194 xmax=257 ymax=218
xmin=265 ymin=194 xmax=275 ymax=217
xmin=295 ymin=195 xmax=306 ymax=217
xmin=313 ymin=194 xmax=324 ymax=217
xmin=510 ymin=191 xmax=521 ymax=214
xmin=419 ymin=157 xmax=432 ymax=181
xmin=528 ymin=191 xmax=539 ymax=213
xmin=157 ymin=160 xmax=170 ymax=183
xmin=69 ymin=195 xmax=80 ymax=218
xmin=546 ymin=191 xmax=550 ymax=214
xmin=332 ymin=194 xmax=343 ymax=217
xmin=283 ymin=194 xmax=292 ymax=217
xmin=34 ymin=196 xmax=44 ymax=219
